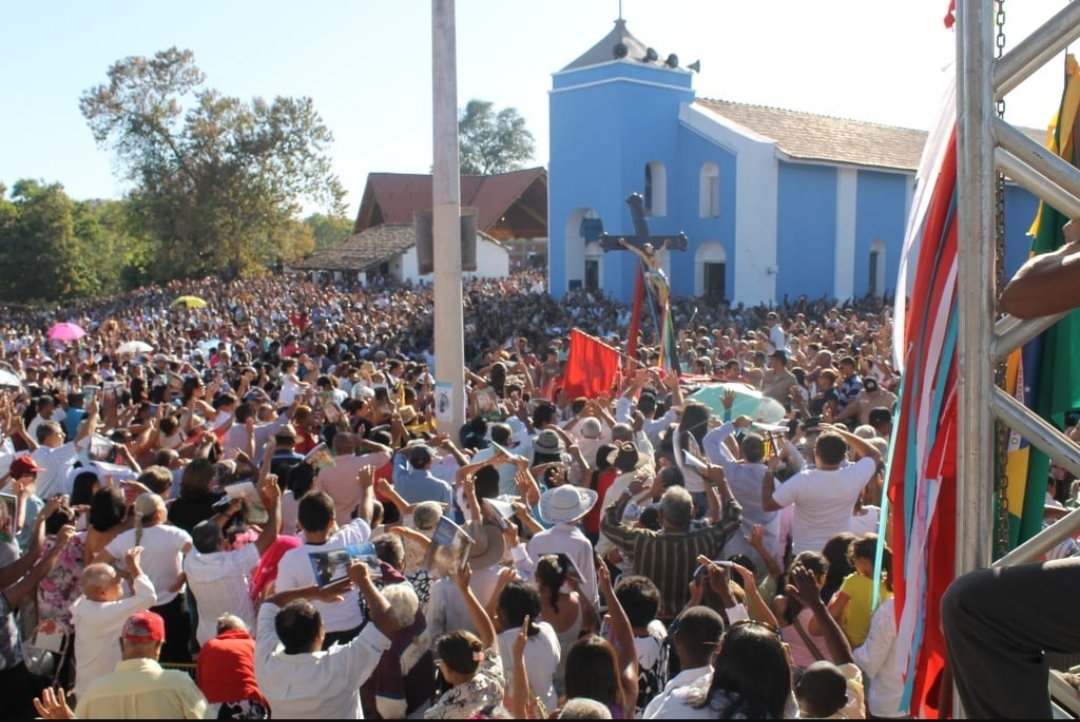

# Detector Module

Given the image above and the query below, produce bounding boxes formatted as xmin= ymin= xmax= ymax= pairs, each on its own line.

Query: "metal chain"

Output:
xmin=993 ymin=0 xmax=1011 ymax=558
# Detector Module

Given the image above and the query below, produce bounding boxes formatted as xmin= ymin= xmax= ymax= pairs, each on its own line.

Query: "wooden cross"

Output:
xmin=599 ymin=193 xmax=688 ymax=253
xmin=599 ymin=192 xmax=688 ymax=367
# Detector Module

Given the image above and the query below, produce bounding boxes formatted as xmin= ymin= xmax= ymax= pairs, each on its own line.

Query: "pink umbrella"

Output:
xmin=47 ymin=322 xmax=87 ymax=342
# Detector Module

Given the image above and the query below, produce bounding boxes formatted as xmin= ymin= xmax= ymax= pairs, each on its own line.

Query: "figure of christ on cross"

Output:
xmin=617 ymin=236 xmax=672 ymax=309
xmin=600 ymin=193 xmax=688 ymax=367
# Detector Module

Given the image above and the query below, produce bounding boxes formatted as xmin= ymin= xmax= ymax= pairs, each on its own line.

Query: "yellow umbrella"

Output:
xmin=172 ymin=296 xmax=208 ymax=309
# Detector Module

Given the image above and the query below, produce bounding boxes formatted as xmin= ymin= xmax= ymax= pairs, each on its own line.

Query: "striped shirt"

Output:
xmin=601 ymin=495 xmax=742 ymax=619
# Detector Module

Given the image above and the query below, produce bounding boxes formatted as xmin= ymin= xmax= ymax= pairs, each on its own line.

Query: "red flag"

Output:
xmin=561 ymin=328 xmax=620 ymax=401
xmin=944 ymin=0 xmax=955 ymax=28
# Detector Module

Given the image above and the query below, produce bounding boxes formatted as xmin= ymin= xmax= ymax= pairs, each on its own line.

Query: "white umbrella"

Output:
xmin=116 ymin=341 xmax=154 ymax=355
xmin=0 ymin=368 xmax=22 ymax=388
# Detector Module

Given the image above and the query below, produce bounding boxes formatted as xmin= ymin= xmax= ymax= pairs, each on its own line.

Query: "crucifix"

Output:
xmin=600 ymin=192 xmax=688 ymax=368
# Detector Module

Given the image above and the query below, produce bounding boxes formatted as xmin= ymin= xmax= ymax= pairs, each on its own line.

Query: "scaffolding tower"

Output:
xmin=957 ymin=0 xmax=1080 ymax=715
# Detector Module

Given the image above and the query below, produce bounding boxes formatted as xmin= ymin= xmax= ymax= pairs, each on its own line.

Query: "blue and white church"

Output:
xmin=547 ymin=19 xmax=1040 ymax=306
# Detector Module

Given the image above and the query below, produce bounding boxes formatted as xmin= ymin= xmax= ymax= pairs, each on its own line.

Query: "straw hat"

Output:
xmin=538 ymin=485 xmax=597 ymax=525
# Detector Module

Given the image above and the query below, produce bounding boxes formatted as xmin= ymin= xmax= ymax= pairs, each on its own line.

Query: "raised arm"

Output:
xmin=453 ymin=563 xmax=497 ymax=650
xmin=787 ymin=564 xmax=854 ymax=664
xmin=999 ymin=218 xmax=1080 ymax=318
xmin=253 ymin=474 xmax=282 ymax=555
xmin=597 ymin=558 xmax=639 ymax=711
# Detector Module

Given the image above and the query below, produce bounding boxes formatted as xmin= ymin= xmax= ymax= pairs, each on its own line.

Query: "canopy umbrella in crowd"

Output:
xmin=46 ymin=322 xmax=86 ymax=342
xmin=0 ymin=367 xmax=21 ymax=388
xmin=116 ymin=340 xmax=154 ymax=355
xmin=172 ymin=295 xmax=208 ymax=308
xmin=687 ymin=382 xmax=787 ymax=424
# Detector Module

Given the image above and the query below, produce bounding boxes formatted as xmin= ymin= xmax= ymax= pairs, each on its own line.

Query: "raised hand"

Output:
xmin=54 ymin=525 xmax=77 ymax=547
xmin=260 ymin=474 xmax=281 ymax=503
xmin=744 ymin=523 xmax=765 ymax=548
xmin=33 ymin=687 xmax=74 ymax=720
xmin=596 ymin=554 xmax=613 ymax=597
xmin=785 ymin=564 xmax=822 ymax=609
xmin=512 ymin=614 xmax=531 ymax=659
xmin=356 ymin=465 xmax=375 ymax=490
xmin=316 ymin=576 xmax=353 ymax=603
xmin=455 ymin=562 xmax=473 ymax=589
xmin=124 ymin=546 xmax=144 ymax=572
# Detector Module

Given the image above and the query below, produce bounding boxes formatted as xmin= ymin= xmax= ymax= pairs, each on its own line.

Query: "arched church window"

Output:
xmin=644 ymin=161 xmax=667 ymax=217
xmin=700 ymin=162 xmax=719 ymax=217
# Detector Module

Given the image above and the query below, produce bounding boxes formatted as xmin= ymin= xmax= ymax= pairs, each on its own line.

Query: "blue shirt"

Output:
xmin=391 ymin=453 xmax=454 ymax=506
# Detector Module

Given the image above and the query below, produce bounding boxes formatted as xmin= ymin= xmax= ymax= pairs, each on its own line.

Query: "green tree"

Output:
xmin=458 ymin=99 xmax=535 ymax=175
xmin=0 ymin=181 xmax=98 ymax=302
xmin=80 ymin=47 xmax=345 ymax=281
xmin=302 ymin=212 xmax=353 ymax=252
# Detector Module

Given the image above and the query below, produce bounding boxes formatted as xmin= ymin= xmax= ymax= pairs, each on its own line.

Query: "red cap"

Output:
xmin=9 ymin=455 xmax=44 ymax=477
xmin=121 ymin=611 xmax=166 ymax=644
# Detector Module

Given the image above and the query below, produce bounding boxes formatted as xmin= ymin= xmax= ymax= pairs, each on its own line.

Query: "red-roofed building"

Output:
xmin=296 ymin=167 xmax=547 ymax=283
xmin=355 ymin=167 xmax=547 ymax=237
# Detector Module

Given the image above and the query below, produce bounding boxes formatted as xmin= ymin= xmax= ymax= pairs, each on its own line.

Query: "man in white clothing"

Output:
xmin=274 ymin=471 xmax=374 ymax=647
xmin=184 ymin=476 xmax=281 ymax=647
xmin=255 ymin=561 xmax=400 ymax=719
xmin=525 ymin=485 xmax=599 ymax=606
xmin=760 ymin=425 xmax=881 ymax=555
xmin=643 ymin=606 xmax=725 ymax=719
xmin=70 ymin=547 xmax=157 ymax=702
xmin=30 ymin=421 xmax=81 ymax=499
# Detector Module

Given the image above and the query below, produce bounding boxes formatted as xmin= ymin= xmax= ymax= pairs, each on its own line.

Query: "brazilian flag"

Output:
xmin=1014 ymin=54 xmax=1080 ymax=548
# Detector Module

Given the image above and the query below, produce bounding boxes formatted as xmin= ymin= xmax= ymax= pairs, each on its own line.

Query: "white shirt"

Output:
xmin=104 ymin=524 xmax=193 ymax=606
xmin=852 ymin=597 xmax=904 ymax=718
xmin=849 ymin=506 xmax=882 ymax=537
xmin=70 ymin=574 xmax=157 ymax=702
xmin=424 ymin=566 xmax=501 ymax=642
xmin=277 ymin=374 xmax=304 ymax=407
xmin=31 ymin=442 xmax=79 ymax=499
xmin=524 ymin=522 xmax=599 ymax=606
xmin=703 ymin=423 xmax=782 ymax=572
xmin=255 ymin=601 xmax=391 ymax=719
xmin=770 ymin=457 xmax=876 ymax=555
xmin=768 ymin=323 xmax=787 ymax=354
xmin=183 ymin=543 xmax=261 ymax=646
xmin=643 ymin=665 xmax=715 ymax=719
xmin=497 ymin=621 xmax=561 ymax=714
xmin=275 ymin=518 xmax=371 ymax=633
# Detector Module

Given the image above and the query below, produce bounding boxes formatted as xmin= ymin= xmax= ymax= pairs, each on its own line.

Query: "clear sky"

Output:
xmin=0 ymin=0 xmax=1072 ymax=219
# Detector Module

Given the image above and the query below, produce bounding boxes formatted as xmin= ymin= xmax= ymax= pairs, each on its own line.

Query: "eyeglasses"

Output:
xmin=729 ymin=618 xmax=783 ymax=638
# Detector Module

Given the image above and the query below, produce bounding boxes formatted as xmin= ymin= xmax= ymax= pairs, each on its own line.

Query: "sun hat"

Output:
xmin=538 ymin=484 xmax=598 ymax=525
xmin=274 ymin=424 xmax=298 ymax=442
xmin=466 ymin=519 xmax=506 ymax=568
xmin=606 ymin=441 xmax=651 ymax=473
xmin=534 ymin=429 xmax=564 ymax=454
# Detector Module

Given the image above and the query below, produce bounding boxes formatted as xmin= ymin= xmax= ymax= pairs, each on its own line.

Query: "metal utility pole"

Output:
xmin=955 ymin=0 xmax=996 ymax=586
xmin=431 ymin=0 xmax=466 ymax=435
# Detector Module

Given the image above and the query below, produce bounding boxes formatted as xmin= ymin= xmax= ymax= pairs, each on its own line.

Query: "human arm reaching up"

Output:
xmin=999 ymin=218 xmax=1080 ymax=318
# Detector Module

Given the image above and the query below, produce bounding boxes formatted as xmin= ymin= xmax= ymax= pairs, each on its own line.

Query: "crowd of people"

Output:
xmin=0 ymin=270 xmax=913 ymax=719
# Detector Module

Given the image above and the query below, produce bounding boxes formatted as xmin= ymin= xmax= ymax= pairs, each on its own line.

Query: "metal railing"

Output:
xmin=957 ymin=0 xmax=1080 ymax=580
xmin=957 ymin=0 xmax=1080 ymax=715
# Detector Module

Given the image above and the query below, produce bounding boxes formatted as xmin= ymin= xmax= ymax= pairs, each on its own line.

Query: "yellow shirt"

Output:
xmin=76 ymin=658 xmax=212 ymax=719
xmin=837 ymin=573 xmax=892 ymax=648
